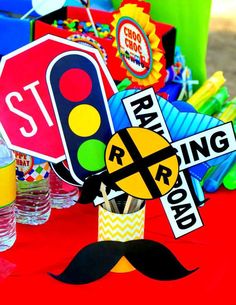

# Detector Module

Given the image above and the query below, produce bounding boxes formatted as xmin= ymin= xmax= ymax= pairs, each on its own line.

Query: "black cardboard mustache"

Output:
xmin=49 ymin=239 xmax=197 ymax=284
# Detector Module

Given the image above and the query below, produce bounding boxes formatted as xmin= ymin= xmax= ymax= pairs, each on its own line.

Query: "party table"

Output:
xmin=0 ymin=188 xmax=235 ymax=305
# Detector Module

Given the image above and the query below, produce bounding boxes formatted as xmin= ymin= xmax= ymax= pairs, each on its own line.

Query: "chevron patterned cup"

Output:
xmin=98 ymin=202 xmax=145 ymax=273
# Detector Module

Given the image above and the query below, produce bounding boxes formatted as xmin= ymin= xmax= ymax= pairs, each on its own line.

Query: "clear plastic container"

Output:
xmin=15 ymin=153 xmax=51 ymax=225
xmin=0 ymin=137 xmax=16 ymax=251
xmin=50 ymin=170 xmax=79 ymax=209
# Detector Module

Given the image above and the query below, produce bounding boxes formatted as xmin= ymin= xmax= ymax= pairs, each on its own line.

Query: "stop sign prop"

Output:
xmin=0 ymin=34 xmax=116 ymax=163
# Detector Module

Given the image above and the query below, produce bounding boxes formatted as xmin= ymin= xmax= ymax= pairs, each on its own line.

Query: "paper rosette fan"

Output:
xmin=111 ymin=1 xmax=166 ymax=89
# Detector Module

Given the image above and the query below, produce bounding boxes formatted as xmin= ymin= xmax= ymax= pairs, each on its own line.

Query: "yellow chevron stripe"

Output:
xmin=99 ymin=214 xmax=145 ymax=224
xmin=98 ymin=220 xmax=144 ymax=230
xmin=98 ymin=206 xmax=145 ymax=242
xmin=98 ymin=226 xmax=144 ymax=236
xmin=98 ymin=219 xmax=145 ymax=228
xmin=99 ymin=222 xmax=144 ymax=231
xmin=99 ymin=227 xmax=144 ymax=235
xmin=98 ymin=224 xmax=144 ymax=232
xmin=99 ymin=220 xmax=145 ymax=227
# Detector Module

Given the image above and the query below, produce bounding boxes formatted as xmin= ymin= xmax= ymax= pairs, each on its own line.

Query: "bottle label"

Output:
xmin=14 ymin=152 xmax=50 ymax=182
xmin=0 ymin=160 xmax=16 ymax=208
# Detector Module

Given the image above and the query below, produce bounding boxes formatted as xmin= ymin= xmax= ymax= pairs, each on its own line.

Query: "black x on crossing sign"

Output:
xmin=106 ymin=127 xmax=179 ymax=199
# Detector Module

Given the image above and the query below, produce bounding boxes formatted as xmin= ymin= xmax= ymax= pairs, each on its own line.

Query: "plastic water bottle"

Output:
xmin=15 ymin=152 xmax=51 ymax=225
xmin=50 ymin=169 xmax=79 ymax=209
xmin=0 ymin=137 xmax=16 ymax=251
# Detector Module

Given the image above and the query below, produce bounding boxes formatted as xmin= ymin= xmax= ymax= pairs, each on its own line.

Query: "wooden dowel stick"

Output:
xmin=123 ymin=195 xmax=133 ymax=214
xmin=100 ymin=182 xmax=112 ymax=212
xmin=110 ymin=199 xmax=120 ymax=214
xmin=134 ymin=199 xmax=144 ymax=212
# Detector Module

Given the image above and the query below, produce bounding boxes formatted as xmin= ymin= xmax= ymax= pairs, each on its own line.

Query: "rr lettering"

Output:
xmin=155 ymin=164 xmax=172 ymax=185
xmin=109 ymin=145 xmax=125 ymax=165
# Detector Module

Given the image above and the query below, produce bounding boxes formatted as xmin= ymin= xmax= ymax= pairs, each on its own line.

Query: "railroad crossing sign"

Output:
xmin=105 ymin=88 xmax=236 ymax=237
xmin=105 ymin=127 xmax=179 ymax=198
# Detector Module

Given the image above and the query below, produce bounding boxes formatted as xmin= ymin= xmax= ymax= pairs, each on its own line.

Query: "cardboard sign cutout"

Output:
xmin=111 ymin=0 xmax=166 ymax=89
xmin=105 ymin=127 xmax=179 ymax=199
xmin=0 ymin=34 xmax=117 ymax=164
xmin=50 ymin=239 xmax=196 ymax=284
xmin=105 ymin=88 xmax=236 ymax=237
xmin=108 ymin=88 xmax=229 ymax=179
xmin=47 ymin=51 xmax=115 ymax=185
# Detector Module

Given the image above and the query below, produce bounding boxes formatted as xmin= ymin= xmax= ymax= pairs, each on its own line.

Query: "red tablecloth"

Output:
xmin=0 ymin=188 xmax=235 ymax=305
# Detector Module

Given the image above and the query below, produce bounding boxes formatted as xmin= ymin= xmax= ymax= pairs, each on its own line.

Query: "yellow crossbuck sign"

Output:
xmin=105 ymin=88 xmax=236 ymax=237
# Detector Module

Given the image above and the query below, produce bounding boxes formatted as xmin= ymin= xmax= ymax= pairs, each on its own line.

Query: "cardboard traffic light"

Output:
xmin=47 ymin=50 xmax=115 ymax=185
